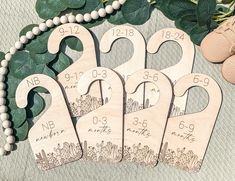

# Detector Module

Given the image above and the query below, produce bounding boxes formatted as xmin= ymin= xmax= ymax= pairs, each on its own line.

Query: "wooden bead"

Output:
xmin=26 ymin=31 xmax=34 ymax=39
xmin=9 ymin=47 xmax=17 ymax=55
xmin=0 ymin=113 xmax=9 ymax=120
xmin=32 ymin=27 xmax=41 ymax=35
xmin=105 ymin=5 xmax=114 ymax=14
xmin=20 ymin=35 xmax=28 ymax=44
xmin=0 ymin=75 xmax=5 ymax=82
xmin=0 ymin=98 xmax=6 ymax=105
xmin=60 ymin=16 xmax=68 ymax=24
xmin=0 ymin=83 xmax=6 ymax=90
xmin=2 ymin=120 xmax=11 ymax=128
xmin=53 ymin=17 xmax=61 ymax=25
xmin=0 ymin=105 xmax=7 ymax=113
xmin=112 ymin=1 xmax=121 ymax=10
xmin=76 ymin=14 xmax=84 ymax=23
xmin=84 ymin=13 xmax=92 ymax=22
xmin=0 ymin=90 xmax=6 ymax=97
xmin=0 ymin=67 xmax=8 ymax=75
xmin=68 ymin=15 xmax=76 ymax=23
xmin=0 ymin=60 xmax=8 ymax=67
xmin=5 ymin=53 xmax=12 ymax=61
xmin=4 ymin=143 xmax=13 ymax=152
xmin=6 ymin=136 xmax=15 ymax=144
xmin=4 ymin=128 xmax=13 ymax=136
xmin=15 ymin=41 xmax=23 ymax=50
xmin=91 ymin=11 xmax=99 ymax=20
xmin=46 ymin=19 xmax=54 ymax=28
xmin=39 ymin=23 xmax=48 ymax=31
xmin=98 ymin=8 xmax=106 ymax=17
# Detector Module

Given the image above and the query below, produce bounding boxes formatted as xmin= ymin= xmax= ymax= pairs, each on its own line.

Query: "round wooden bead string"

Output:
xmin=0 ymin=0 xmax=126 ymax=156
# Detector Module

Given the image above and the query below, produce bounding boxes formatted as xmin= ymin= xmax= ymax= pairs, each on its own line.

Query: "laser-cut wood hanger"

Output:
xmin=123 ymin=69 xmax=173 ymax=167
xmin=48 ymin=23 xmax=101 ymax=118
xmin=76 ymin=67 xmax=124 ymax=163
xmin=146 ymin=28 xmax=195 ymax=116
xmin=100 ymin=25 xmax=146 ymax=113
xmin=159 ymin=73 xmax=222 ymax=173
xmin=15 ymin=74 xmax=82 ymax=170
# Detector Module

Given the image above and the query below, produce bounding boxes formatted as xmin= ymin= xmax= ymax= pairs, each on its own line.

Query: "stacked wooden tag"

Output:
xmin=15 ymin=24 xmax=222 ymax=173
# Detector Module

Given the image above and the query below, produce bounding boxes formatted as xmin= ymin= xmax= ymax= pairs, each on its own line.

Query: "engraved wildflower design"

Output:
xmin=123 ymin=143 xmax=158 ymax=167
xmin=35 ymin=142 xmax=82 ymax=170
xmin=82 ymin=141 xmax=122 ymax=163
xmin=159 ymin=142 xmax=202 ymax=173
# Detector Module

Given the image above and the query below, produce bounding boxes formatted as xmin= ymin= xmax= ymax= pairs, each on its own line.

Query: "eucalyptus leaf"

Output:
xmin=154 ymin=0 xmax=164 ymax=9
xmin=73 ymin=0 xmax=102 ymax=14
xmin=36 ymin=0 xmax=60 ymax=19
xmin=190 ymin=25 xmax=209 ymax=45
xmin=19 ymin=24 xmax=37 ymax=37
xmin=11 ymin=108 xmax=27 ymax=128
xmin=47 ymin=0 xmax=67 ymax=12
xmin=35 ymin=64 xmax=56 ymax=79
xmin=30 ymin=51 xmax=57 ymax=65
xmin=108 ymin=10 xmax=127 ymax=25
xmin=61 ymin=0 xmax=86 ymax=8
xmin=122 ymin=0 xmax=151 ymax=25
xmin=9 ymin=51 xmax=36 ymax=79
xmin=6 ymin=75 xmax=21 ymax=99
xmin=163 ymin=0 xmax=196 ymax=20
xmin=0 ymin=51 xmax=4 ymax=60
xmin=197 ymin=0 xmax=216 ymax=26
xmin=65 ymin=37 xmax=83 ymax=52
xmin=25 ymin=39 xmax=47 ymax=54
xmin=157 ymin=0 xmax=172 ymax=19
xmin=175 ymin=14 xmax=197 ymax=35
xmin=8 ymin=98 xmax=17 ymax=110
xmin=26 ymin=92 xmax=45 ymax=118
xmin=49 ymin=52 xmax=72 ymax=74
xmin=15 ymin=120 xmax=29 ymax=141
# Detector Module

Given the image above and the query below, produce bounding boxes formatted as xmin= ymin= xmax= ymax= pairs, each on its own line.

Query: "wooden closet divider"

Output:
xmin=15 ymin=74 xmax=82 ymax=170
xmin=48 ymin=23 xmax=101 ymax=118
xmin=159 ymin=73 xmax=222 ymax=173
xmin=76 ymin=67 xmax=124 ymax=163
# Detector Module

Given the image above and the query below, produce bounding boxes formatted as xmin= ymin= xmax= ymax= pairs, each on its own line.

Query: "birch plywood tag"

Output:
xmin=159 ymin=73 xmax=222 ymax=173
xmin=100 ymin=25 xmax=146 ymax=113
xmin=123 ymin=69 xmax=173 ymax=167
xmin=146 ymin=28 xmax=195 ymax=116
xmin=48 ymin=23 xmax=101 ymax=118
xmin=15 ymin=74 xmax=82 ymax=171
xmin=76 ymin=67 xmax=123 ymax=163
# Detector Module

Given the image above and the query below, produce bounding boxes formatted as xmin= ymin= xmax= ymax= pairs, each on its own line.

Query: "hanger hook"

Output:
xmin=16 ymin=74 xmax=63 ymax=108
xmin=147 ymin=28 xmax=194 ymax=65
xmin=174 ymin=73 xmax=222 ymax=114
xmin=77 ymin=67 xmax=123 ymax=102
xmin=48 ymin=23 xmax=95 ymax=54
xmin=125 ymin=69 xmax=172 ymax=108
xmin=100 ymin=25 xmax=146 ymax=62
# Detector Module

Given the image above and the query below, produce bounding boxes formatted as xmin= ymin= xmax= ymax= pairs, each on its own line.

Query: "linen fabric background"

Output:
xmin=0 ymin=1 xmax=234 ymax=180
